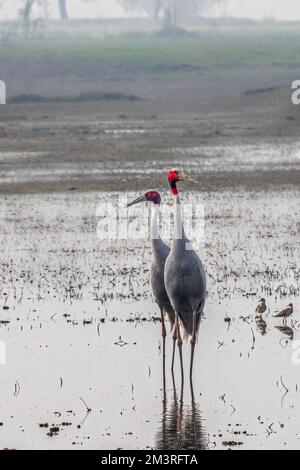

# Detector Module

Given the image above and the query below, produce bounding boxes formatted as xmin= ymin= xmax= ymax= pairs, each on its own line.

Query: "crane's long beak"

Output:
xmin=127 ymin=194 xmax=147 ymax=208
xmin=179 ymin=172 xmax=198 ymax=184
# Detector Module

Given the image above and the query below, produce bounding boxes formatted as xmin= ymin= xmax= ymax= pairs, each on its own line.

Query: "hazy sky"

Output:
xmin=2 ymin=0 xmax=300 ymax=21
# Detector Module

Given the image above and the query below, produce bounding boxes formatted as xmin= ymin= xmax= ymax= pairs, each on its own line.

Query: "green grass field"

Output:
xmin=2 ymin=21 xmax=300 ymax=102
xmin=1 ymin=25 xmax=300 ymax=76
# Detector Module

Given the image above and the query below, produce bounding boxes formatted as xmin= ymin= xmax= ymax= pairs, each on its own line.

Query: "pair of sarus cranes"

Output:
xmin=127 ymin=169 xmax=206 ymax=384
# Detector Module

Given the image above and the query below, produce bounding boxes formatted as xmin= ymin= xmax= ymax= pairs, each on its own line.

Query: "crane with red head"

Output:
xmin=165 ymin=169 xmax=206 ymax=383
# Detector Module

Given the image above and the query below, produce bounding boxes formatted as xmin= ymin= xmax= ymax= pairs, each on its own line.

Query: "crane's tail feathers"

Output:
xmin=165 ymin=312 xmax=175 ymax=333
xmin=179 ymin=311 xmax=202 ymax=342
xmin=179 ymin=319 xmax=193 ymax=342
xmin=181 ymin=324 xmax=191 ymax=342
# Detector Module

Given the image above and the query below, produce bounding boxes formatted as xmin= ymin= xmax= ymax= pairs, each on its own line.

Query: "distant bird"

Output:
xmin=274 ymin=303 xmax=293 ymax=324
xmin=127 ymin=191 xmax=175 ymax=380
xmin=255 ymin=298 xmax=267 ymax=318
xmin=164 ymin=169 xmax=206 ymax=382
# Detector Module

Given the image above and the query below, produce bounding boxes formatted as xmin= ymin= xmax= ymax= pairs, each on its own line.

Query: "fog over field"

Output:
xmin=2 ymin=0 xmax=300 ymax=20
xmin=0 ymin=0 xmax=300 ymax=454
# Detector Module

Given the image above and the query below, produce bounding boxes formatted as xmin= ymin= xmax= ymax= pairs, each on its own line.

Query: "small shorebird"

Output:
xmin=255 ymin=298 xmax=267 ymax=318
xmin=274 ymin=303 xmax=293 ymax=324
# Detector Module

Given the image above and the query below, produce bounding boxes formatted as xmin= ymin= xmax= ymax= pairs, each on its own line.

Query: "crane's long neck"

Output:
xmin=171 ymin=182 xmax=185 ymax=244
xmin=150 ymin=203 xmax=164 ymax=257
xmin=150 ymin=204 xmax=160 ymax=241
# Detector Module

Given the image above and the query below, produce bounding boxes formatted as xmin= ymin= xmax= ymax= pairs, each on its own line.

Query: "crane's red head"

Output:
xmin=145 ymin=190 xmax=161 ymax=205
xmin=168 ymin=168 xmax=198 ymax=195
xmin=127 ymin=190 xmax=161 ymax=207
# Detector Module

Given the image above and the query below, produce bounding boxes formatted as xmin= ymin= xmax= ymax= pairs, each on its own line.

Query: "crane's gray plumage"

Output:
xmin=151 ymin=236 xmax=175 ymax=329
xmin=164 ymin=231 xmax=206 ymax=337
xmin=127 ymin=191 xmax=175 ymax=370
xmin=164 ymin=169 xmax=207 ymax=381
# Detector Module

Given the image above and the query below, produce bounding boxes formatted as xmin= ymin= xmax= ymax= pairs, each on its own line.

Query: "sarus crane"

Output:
xmin=127 ymin=191 xmax=175 ymax=382
xmin=164 ymin=169 xmax=206 ymax=382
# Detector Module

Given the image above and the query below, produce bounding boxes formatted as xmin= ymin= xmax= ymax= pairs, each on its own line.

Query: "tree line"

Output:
xmin=22 ymin=0 xmax=68 ymax=20
xmin=0 ymin=0 xmax=225 ymax=23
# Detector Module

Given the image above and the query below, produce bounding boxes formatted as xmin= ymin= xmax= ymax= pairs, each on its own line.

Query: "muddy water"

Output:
xmin=0 ymin=186 xmax=299 ymax=450
xmin=0 ymin=140 xmax=299 ymax=187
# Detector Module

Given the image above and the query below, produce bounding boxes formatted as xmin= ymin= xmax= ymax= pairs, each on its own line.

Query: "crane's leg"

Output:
xmin=190 ymin=376 xmax=195 ymax=402
xmin=176 ymin=313 xmax=184 ymax=385
xmin=190 ymin=311 xmax=197 ymax=381
xmin=160 ymin=308 xmax=167 ymax=389
xmin=160 ymin=308 xmax=167 ymax=339
xmin=171 ymin=315 xmax=178 ymax=375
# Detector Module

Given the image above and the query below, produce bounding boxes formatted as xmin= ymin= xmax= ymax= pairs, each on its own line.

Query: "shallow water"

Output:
xmin=0 ymin=139 xmax=299 ymax=186
xmin=0 ymin=187 xmax=299 ymax=450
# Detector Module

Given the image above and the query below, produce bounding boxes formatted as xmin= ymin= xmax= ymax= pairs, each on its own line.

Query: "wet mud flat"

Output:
xmin=0 ymin=114 xmax=299 ymax=194
xmin=0 ymin=66 xmax=300 ymax=195
xmin=0 ymin=185 xmax=299 ymax=450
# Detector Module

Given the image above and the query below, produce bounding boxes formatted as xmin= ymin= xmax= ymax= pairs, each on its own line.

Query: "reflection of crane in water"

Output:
xmin=155 ymin=382 xmax=208 ymax=451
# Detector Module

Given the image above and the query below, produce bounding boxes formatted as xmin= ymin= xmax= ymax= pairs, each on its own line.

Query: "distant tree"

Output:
xmin=19 ymin=0 xmax=68 ymax=20
xmin=117 ymin=0 xmax=218 ymax=28
xmin=42 ymin=0 xmax=50 ymax=18
xmin=215 ymin=0 xmax=227 ymax=17
xmin=58 ymin=0 xmax=68 ymax=19
xmin=118 ymin=0 xmax=163 ymax=19
xmin=22 ymin=0 xmax=35 ymax=20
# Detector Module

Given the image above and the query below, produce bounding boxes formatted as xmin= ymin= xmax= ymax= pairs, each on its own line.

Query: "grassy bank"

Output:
xmin=1 ymin=26 xmax=300 ymax=80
